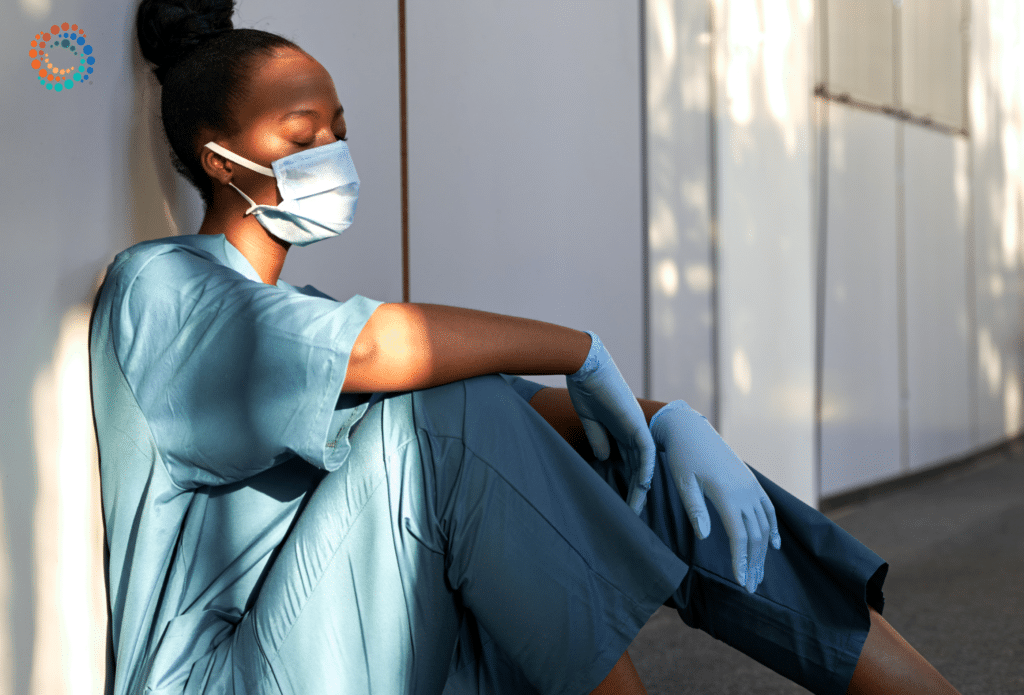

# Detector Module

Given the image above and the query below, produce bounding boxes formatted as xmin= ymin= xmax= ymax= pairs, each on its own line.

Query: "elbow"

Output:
xmin=343 ymin=337 xmax=378 ymax=393
xmin=344 ymin=303 xmax=430 ymax=392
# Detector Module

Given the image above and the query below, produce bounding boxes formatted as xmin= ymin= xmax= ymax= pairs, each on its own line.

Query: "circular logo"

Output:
xmin=29 ymin=22 xmax=96 ymax=92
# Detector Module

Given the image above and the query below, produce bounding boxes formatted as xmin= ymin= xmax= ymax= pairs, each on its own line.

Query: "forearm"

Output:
xmin=527 ymin=387 xmax=666 ymax=455
xmin=343 ymin=303 xmax=592 ymax=392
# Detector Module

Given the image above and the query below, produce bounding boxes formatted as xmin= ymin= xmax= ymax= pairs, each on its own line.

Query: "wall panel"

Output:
xmin=969 ymin=0 xmax=1024 ymax=449
xmin=645 ymin=0 xmax=715 ymax=414
xmin=714 ymin=0 xmax=816 ymax=504
xmin=820 ymin=105 xmax=902 ymax=496
xmin=903 ymin=126 xmax=972 ymax=470
xmin=405 ymin=0 xmax=645 ymax=390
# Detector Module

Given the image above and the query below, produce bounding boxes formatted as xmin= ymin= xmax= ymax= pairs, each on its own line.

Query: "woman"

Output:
xmin=90 ymin=0 xmax=960 ymax=693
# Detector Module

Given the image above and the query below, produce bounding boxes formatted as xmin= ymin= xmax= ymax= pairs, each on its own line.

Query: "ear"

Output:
xmin=200 ymin=144 xmax=234 ymax=186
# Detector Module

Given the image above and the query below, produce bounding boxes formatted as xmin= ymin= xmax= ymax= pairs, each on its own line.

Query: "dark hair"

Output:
xmin=136 ymin=0 xmax=300 ymax=205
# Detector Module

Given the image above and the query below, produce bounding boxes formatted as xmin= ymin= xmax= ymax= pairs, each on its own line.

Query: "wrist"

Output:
xmin=568 ymin=331 xmax=601 ymax=380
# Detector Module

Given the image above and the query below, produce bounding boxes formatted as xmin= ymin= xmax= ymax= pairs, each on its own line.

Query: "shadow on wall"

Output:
xmin=645 ymin=0 xmax=716 ymax=415
xmin=20 ymin=20 xmax=202 ymax=695
xmin=973 ymin=0 xmax=1024 ymax=445
xmin=126 ymin=19 xmax=203 ymax=245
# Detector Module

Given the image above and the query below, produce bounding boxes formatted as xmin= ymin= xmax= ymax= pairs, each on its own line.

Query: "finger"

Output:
xmin=762 ymin=496 xmax=781 ymax=550
xmin=580 ymin=417 xmax=611 ymax=460
xmin=625 ymin=458 xmax=652 ymax=514
xmin=636 ymin=434 xmax=657 ymax=494
xmin=676 ymin=475 xmax=711 ymax=539
xmin=743 ymin=510 xmax=767 ymax=593
xmin=752 ymin=504 xmax=769 ymax=588
xmin=720 ymin=513 xmax=749 ymax=588
xmin=754 ymin=502 xmax=770 ymax=542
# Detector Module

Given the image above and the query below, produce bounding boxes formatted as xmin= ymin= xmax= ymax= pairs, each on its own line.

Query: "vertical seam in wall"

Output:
xmin=639 ymin=0 xmax=651 ymax=401
xmin=963 ymin=0 xmax=979 ymax=448
xmin=813 ymin=1 xmax=830 ymax=507
xmin=708 ymin=0 xmax=722 ymax=429
xmin=398 ymin=0 xmax=410 ymax=303
xmin=894 ymin=4 xmax=910 ymax=473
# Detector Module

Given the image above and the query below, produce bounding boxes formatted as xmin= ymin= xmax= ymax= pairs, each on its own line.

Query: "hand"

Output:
xmin=565 ymin=332 xmax=655 ymax=514
xmin=649 ymin=400 xmax=781 ymax=593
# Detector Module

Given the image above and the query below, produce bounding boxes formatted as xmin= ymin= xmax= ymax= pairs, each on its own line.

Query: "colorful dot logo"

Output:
xmin=29 ymin=22 xmax=96 ymax=92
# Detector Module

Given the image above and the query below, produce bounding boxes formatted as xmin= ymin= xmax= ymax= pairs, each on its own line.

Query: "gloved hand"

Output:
xmin=566 ymin=332 xmax=655 ymax=515
xmin=649 ymin=400 xmax=781 ymax=593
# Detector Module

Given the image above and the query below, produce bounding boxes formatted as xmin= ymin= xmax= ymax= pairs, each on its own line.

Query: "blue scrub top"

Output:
xmin=91 ymin=234 xmax=547 ymax=694
xmin=90 ymin=234 xmax=376 ymax=694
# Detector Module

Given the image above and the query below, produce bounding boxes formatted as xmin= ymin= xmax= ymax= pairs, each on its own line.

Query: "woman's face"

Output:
xmin=203 ymin=48 xmax=347 ymax=207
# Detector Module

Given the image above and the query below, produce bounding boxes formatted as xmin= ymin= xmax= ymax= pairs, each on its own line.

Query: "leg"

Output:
xmin=590 ymin=454 xmax=890 ymax=695
xmin=590 ymin=651 xmax=647 ymax=695
xmin=847 ymin=608 xmax=960 ymax=695
xmin=214 ymin=376 xmax=683 ymax=695
xmin=221 ymin=394 xmax=462 ymax=695
xmin=419 ymin=376 xmax=685 ymax=693
xmin=593 ymin=452 xmax=965 ymax=695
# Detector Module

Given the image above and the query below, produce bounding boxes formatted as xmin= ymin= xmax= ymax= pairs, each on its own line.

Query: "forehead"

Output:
xmin=236 ymin=49 xmax=341 ymax=122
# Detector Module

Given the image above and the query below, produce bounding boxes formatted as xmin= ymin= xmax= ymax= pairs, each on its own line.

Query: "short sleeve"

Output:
xmin=111 ymin=245 xmax=382 ymax=488
xmin=498 ymin=374 xmax=549 ymax=403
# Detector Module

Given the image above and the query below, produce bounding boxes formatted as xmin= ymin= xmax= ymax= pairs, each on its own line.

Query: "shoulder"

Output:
xmin=101 ymin=235 xmax=268 ymax=330
xmin=104 ymin=235 xmax=234 ymax=291
xmin=97 ymin=236 xmax=254 ymax=357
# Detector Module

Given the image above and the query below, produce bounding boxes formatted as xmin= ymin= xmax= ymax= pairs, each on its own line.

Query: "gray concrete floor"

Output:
xmin=627 ymin=443 xmax=1024 ymax=694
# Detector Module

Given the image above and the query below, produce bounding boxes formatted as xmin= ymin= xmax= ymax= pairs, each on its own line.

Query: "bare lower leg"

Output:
xmin=590 ymin=650 xmax=647 ymax=695
xmin=847 ymin=607 xmax=960 ymax=695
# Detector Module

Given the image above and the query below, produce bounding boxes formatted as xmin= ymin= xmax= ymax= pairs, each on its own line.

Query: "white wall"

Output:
xmin=712 ymin=0 xmax=817 ymax=505
xmin=970 ymin=0 xmax=1024 ymax=449
xmin=645 ymin=0 xmax=819 ymax=506
xmin=646 ymin=0 xmax=716 ymax=416
xmin=819 ymin=0 xmax=1024 ymax=496
xmin=904 ymin=126 xmax=973 ymax=470
xmin=3 ymin=5 xmax=155 ymax=694
xmin=820 ymin=106 xmax=903 ymax=494
xmin=405 ymin=0 xmax=646 ymax=392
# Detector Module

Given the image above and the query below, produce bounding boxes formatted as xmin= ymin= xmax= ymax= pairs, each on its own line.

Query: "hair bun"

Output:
xmin=137 ymin=0 xmax=235 ymax=83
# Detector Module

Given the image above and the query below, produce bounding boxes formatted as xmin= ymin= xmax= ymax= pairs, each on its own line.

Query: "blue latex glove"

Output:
xmin=649 ymin=400 xmax=781 ymax=593
xmin=566 ymin=332 xmax=655 ymax=514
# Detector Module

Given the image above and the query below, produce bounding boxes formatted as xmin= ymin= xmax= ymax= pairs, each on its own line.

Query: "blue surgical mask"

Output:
xmin=205 ymin=140 xmax=360 ymax=247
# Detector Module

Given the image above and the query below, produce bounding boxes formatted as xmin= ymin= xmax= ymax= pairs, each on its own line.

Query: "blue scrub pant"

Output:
xmin=190 ymin=375 xmax=886 ymax=695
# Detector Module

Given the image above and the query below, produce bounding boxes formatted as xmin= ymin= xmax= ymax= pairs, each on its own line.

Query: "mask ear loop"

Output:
xmin=226 ymin=183 xmax=263 ymax=216
xmin=204 ymin=142 xmax=276 ymax=215
xmin=204 ymin=142 xmax=276 ymax=176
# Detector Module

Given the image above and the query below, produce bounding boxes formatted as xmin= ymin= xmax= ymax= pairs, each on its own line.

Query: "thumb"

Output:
xmin=676 ymin=474 xmax=711 ymax=539
xmin=580 ymin=417 xmax=611 ymax=460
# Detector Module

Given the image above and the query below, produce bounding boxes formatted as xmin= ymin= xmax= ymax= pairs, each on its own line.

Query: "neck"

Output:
xmin=198 ymin=199 xmax=290 ymax=285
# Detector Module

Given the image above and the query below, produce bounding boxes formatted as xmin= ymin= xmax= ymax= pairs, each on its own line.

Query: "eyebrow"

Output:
xmin=280 ymin=105 xmax=345 ymax=122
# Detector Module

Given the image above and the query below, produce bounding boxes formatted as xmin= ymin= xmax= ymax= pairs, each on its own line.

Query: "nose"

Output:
xmin=315 ymin=128 xmax=342 ymax=147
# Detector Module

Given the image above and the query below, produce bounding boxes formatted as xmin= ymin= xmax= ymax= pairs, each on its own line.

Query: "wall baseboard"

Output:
xmin=819 ymin=435 xmax=1023 ymax=513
